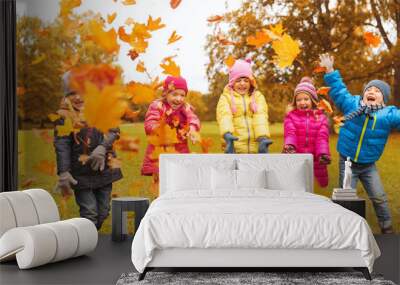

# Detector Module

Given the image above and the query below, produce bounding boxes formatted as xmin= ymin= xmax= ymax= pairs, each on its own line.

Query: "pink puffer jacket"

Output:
xmin=284 ymin=109 xmax=330 ymax=187
xmin=141 ymin=99 xmax=200 ymax=176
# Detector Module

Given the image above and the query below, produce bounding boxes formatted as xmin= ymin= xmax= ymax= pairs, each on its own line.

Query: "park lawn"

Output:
xmin=18 ymin=122 xmax=400 ymax=234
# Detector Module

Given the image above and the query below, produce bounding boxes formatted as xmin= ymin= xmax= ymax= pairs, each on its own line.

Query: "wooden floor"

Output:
xmin=0 ymin=234 xmax=398 ymax=285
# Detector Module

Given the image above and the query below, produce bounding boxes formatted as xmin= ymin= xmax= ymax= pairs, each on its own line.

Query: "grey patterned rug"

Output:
xmin=116 ymin=271 xmax=396 ymax=285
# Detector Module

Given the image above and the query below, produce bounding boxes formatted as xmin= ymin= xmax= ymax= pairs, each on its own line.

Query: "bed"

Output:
xmin=131 ymin=154 xmax=380 ymax=280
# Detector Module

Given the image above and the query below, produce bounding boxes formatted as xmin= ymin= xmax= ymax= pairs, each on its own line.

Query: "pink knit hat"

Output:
xmin=294 ymin=77 xmax=318 ymax=103
xmin=162 ymin=76 xmax=188 ymax=95
xmin=227 ymin=59 xmax=257 ymax=113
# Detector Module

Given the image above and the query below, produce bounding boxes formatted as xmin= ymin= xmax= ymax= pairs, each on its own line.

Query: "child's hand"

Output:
xmin=319 ymin=54 xmax=334 ymax=73
xmin=319 ymin=154 xmax=331 ymax=165
xmin=188 ymin=126 xmax=200 ymax=144
xmin=282 ymin=144 xmax=296 ymax=154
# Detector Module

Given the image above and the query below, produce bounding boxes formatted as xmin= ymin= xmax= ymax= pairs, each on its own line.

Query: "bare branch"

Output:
xmin=370 ymin=0 xmax=393 ymax=49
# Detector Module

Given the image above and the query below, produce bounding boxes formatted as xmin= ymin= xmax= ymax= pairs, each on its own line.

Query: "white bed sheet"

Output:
xmin=131 ymin=190 xmax=380 ymax=273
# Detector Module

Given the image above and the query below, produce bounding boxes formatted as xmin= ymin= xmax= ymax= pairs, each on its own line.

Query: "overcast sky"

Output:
xmin=16 ymin=0 xmax=242 ymax=93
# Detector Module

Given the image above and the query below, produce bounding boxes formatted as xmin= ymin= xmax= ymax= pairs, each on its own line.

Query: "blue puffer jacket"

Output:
xmin=324 ymin=70 xmax=400 ymax=163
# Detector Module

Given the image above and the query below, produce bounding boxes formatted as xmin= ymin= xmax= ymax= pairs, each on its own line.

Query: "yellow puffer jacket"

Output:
xmin=216 ymin=87 xmax=271 ymax=153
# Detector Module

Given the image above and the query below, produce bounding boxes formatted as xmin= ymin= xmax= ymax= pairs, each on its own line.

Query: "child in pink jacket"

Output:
xmin=141 ymin=76 xmax=200 ymax=196
xmin=283 ymin=77 xmax=331 ymax=187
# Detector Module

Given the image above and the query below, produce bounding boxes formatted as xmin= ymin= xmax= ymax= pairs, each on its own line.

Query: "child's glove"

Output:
xmin=223 ymin=132 xmax=238 ymax=154
xmin=282 ymin=144 xmax=296 ymax=154
xmin=188 ymin=125 xmax=200 ymax=144
xmin=101 ymin=128 xmax=120 ymax=148
xmin=55 ymin=171 xmax=77 ymax=198
xmin=257 ymin=137 xmax=273 ymax=153
xmin=318 ymin=154 xmax=331 ymax=165
xmin=319 ymin=54 xmax=334 ymax=73
xmin=87 ymin=145 xmax=107 ymax=171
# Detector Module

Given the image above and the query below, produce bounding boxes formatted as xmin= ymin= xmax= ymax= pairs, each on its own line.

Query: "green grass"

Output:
xmin=18 ymin=122 xmax=400 ymax=234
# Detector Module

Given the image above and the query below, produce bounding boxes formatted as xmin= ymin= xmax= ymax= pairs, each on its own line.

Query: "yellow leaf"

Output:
xmin=132 ymin=22 xmax=151 ymax=40
xmin=146 ymin=16 xmax=165 ymax=31
xmin=122 ymin=0 xmax=136 ymax=5
xmin=136 ymin=61 xmax=146 ymax=73
xmin=167 ymin=30 xmax=182 ymax=45
xmin=272 ymin=34 xmax=300 ymax=69
xmin=224 ymin=55 xmax=236 ymax=68
xmin=127 ymin=82 xmax=157 ymax=104
xmin=56 ymin=117 xmax=75 ymax=136
xmin=87 ymin=19 xmax=120 ymax=54
xmin=269 ymin=22 xmax=285 ymax=36
xmin=107 ymin=12 xmax=117 ymax=24
xmin=83 ymin=82 xmax=128 ymax=133
xmin=160 ymin=58 xmax=181 ymax=77
xmin=246 ymin=30 xmax=271 ymax=48
xmin=31 ymin=54 xmax=46 ymax=65
xmin=59 ymin=0 xmax=81 ymax=18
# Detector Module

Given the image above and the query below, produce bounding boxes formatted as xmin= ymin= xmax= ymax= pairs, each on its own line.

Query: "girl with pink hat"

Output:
xmin=283 ymin=77 xmax=331 ymax=187
xmin=216 ymin=59 xmax=272 ymax=153
xmin=141 ymin=76 xmax=201 ymax=196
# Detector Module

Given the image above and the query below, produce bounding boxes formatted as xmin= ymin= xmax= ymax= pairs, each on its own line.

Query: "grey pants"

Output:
xmin=74 ymin=184 xmax=112 ymax=230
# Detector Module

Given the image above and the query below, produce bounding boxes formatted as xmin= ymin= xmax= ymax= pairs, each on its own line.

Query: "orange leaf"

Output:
xmin=136 ymin=61 xmax=146 ymax=73
xmin=224 ymin=55 xmax=236 ymax=68
xmin=127 ymin=49 xmax=139 ymax=61
xmin=122 ymin=108 xmax=140 ymax=122
xmin=127 ymin=82 xmax=157 ymax=104
xmin=59 ymin=0 xmax=81 ymax=18
xmin=34 ymin=160 xmax=56 ymax=176
xmin=207 ymin=15 xmax=223 ymax=23
xmin=87 ymin=19 xmax=120 ymax=54
xmin=83 ymin=82 xmax=128 ymax=133
xmin=79 ymin=154 xmax=90 ymax=165
xmin=317 ymin=87 xmax=330 ymax=97
xmin=17 ymin=87 xmax=26 ymax=97
xmin=363 ymin=32 xmax=381 ymax=47
xmin=216 ymin=34 xmax=236 ymax=46
xmin=132 ymin=22 xmax=151 ymax=40
xmin=107 ymin=12 xmax=117 ymax=24
xmin=170 ymin=0 xmax=182 ymax=9
xmin=269 ymin=22 xmax=285 ymax=36
xmin=160 ymin=58 xmax=181 ymax=77
xmin=146 ymin=16 xmax=165 ymax=31
xmin=167 ymin=30 xmax=182 ymax=45
xmin=246 ymin=30 xmax=271 ymax=48
xmin=317 ymin=98 xmax=333 ymax=114
xmin=122 ymin=0 xmax=136 ymax=5
xmin=313 ymin=65 xmax=327 ymax=73
xmin=200 ymin=137 xmax=213 ymax=153
xmin=333 ymin=115 xmax=344 ymax=125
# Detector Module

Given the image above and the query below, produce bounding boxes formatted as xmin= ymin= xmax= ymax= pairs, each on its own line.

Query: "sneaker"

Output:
xmin=381 ymin=226 xmax=394 ymax=234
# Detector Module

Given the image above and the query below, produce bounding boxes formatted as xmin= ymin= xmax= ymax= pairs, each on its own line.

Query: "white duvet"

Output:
xmin=131 ymin=190 xmax=380 ymax=273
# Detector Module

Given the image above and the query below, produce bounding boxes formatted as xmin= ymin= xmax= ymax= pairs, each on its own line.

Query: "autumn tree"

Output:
xmin=205 ymin=0 xmax=398 ymax=122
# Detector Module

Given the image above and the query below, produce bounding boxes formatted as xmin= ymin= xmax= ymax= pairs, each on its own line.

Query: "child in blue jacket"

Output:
xmin=319 ymin=54 xmax=400 ymax=234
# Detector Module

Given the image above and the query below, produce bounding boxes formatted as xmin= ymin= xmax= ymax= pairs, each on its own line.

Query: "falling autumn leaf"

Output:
xmin=107 ymin=12 xmax=117 ymax=24
xmin=83 ymin=82 xmax=127 ymax=133
xmin=317 ymin=98 xmax=333 ymax=114
xmin=31 ymin=54 xmax=46 ymax=65
xmin=146 ymin=16 xmax=166 ymax=31
xmin=207 ymin=15 xmax=223 ymax=23
xmin=127 ymin=82 xmax=157 ymax=104
xmin=272 ymin=34 xmax=300 ymax=69
xmin=317 ymin=87 xmax=330 ymax=97
xmin=59 ymin=0 xmax=81 ymax=18
xmin=127 ymin=49 xmax=139 ymax=61
xmin=122 ymin=108 xmax=140 ymax=122
xmin=150 ymin=76 xmax=163 ymax=90
xmin=160 ymin=58 xmax=181 ymax=77
xmin=363 ymin=32 xmax=381 ymax=47
xmin=87 ymin=19 xmax=120 ymax=54
xmin=34 ymin=160 xmax=56 ymax=176
xmin=136 ymin=61 xmax=146 ymax=73
xmin=269 ymin=22 xmax=285 ymax=37
xmin=122 ymin=0 xmax=136 ymax=5
xmin=200 ymin=137 xmax=213 ymax=153
xmin=224 ymin=55 xmax=236 ymax=68
xmin=333 ymin=115 xmax=344 ymax=126
xmin=313 ymin=65 xmax=327 ymax=73
xmin=246 ymin=30 xmax=271 ymax=48
xmin=167 ymin=30 xmax=182 ymax=45
xmin=170 ymin=0 xmax=182 ymax=9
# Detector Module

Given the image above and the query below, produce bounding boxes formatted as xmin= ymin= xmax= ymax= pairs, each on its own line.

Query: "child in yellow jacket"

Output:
xmin=216 ymin=59 xmax=272 ymax=153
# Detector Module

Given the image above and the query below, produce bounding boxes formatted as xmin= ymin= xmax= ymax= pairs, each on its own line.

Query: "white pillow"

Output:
xmin=167 ymin=163 xmax=212 ymax=191
xmin=236 ymin=169 xmax=267 ymax=189
xmin=266 ymin=164 xmax=307 ymax=191
xmin=211 ymin=168 xmax=237 ymax=190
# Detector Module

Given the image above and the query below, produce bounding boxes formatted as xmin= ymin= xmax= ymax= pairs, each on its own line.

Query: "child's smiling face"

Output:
xmin=295 ymin=92 xmax=313 ymax=110
xmin=166 ymin=89 xmax=186 ymax=109
xmin=233 ymin=77 xmax=251 ymax=95
xmin=363 ymin=86 xmax=384 ymax=106
xmin=68 ymin=92 xmax=84 ymax=111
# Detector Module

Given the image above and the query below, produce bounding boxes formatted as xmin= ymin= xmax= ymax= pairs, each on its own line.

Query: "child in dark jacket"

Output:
xmin=54 ymin=71 xmax=123 ymax=230
xmin=319 ymin=54 xmax=400 ymax=234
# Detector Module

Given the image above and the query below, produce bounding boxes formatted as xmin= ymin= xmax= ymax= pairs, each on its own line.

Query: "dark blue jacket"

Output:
xmin=324 ymin=70 xmax=400 ymax=163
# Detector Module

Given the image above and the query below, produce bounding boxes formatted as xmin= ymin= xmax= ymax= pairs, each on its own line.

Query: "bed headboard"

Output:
xmin=159 ymin=154 xmax=314 ymax=195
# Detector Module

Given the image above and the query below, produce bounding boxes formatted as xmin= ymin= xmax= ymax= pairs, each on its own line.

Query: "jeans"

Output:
xmin=339 ymin=155 xmax=392 ymax=228
xmin=74 ymin=184 xmax=112 ymax=230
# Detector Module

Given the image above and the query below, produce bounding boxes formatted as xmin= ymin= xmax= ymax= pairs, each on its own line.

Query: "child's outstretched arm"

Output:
xmin=319 ymin=54 xmax=358 ymax=115
xmin=283 ymin=115 xmax=297 ymax=152
xmin=315 ymin=115 xmax=331 ymax=163
xmin=388 ymin=107 xmax=400 ymax=130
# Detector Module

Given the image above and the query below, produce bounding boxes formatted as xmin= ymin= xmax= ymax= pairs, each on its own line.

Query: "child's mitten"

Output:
xmin=223 ymin=132 xmax=238 ymax=154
